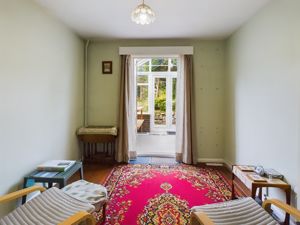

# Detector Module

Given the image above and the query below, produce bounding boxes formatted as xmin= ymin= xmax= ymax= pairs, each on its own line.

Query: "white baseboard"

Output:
xmin=197 ymin=158 xmax=233 ymax=171
xmin=197 ymin=158 xmax=225 ymax=163
xmin=223 ymin=159 xmax=233 ymax=170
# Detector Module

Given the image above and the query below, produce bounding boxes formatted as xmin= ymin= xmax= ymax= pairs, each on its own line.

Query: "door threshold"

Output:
xmin=137 ymin=153 xmax=175 ymax=158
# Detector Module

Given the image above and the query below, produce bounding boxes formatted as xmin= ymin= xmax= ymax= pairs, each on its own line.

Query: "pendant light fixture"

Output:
xmin=131 ymin=0 xmax=156 ymax=25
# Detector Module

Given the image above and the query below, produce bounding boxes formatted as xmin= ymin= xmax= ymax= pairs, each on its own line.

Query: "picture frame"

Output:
xmin=102 ymin=61 xmax=112 ymax=74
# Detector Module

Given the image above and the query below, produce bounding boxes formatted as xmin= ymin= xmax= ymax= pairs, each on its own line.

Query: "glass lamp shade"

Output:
xmin=131 ymin=3 xmax=156 ymax=25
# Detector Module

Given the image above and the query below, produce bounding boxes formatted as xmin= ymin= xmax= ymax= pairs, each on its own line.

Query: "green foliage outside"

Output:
xmin=137 ymin=84 xmax=149 ymax=112
xmin=138 ymin=98 xmax=149 ymax=112
xmin=172 ymin=100 xmax=176 ymax=112
xmin=138 ymin=58 xmax=178 ymax=72
xmin=154 ymin=95 xmax=176 ymax=112
xmin=154 ymin=78 xmax=166 ymax=112
xmin=155 ymin=93 xmax=166 ymax=112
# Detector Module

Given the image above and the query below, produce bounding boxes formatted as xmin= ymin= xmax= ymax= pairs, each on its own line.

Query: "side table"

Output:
xmin=22 ymin=161 xmax=83 ymax=204
xmin=232 ymin=165 xmax=291 ymax=225
xmin=77 ymin=126 xmax=118 ymax=163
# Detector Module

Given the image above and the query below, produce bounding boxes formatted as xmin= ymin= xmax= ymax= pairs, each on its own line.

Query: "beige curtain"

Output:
xmin=176 ymin=55 xmax=197 ymax=164
xmin=116 ymin=55 xmax=132 ymax=163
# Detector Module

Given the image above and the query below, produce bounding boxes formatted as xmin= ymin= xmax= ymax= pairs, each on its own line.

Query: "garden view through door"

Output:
xmin=153 ymin=75 xmax=176 ymax=132
xmin=135 ymin=57 xmax=178 ymax=156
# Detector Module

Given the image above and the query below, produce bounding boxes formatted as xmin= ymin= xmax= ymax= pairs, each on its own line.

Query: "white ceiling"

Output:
xmin=33 ymin=0 xmax=272 ymax=40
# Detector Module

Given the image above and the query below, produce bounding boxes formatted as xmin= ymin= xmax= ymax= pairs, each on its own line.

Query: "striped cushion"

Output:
xmin=191 ymin=197 xmax=279 ymax=225
xmin=0 ymin=187 xmax=95 ymax=225
xmin=62 ymin=180 xmax=107 ymax=205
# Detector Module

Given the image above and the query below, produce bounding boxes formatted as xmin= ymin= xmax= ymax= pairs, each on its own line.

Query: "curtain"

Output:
xmin=175 ymin=55 xmax=197 ymax=164
xmin=116 ymin=55 xmax=136 ymax=162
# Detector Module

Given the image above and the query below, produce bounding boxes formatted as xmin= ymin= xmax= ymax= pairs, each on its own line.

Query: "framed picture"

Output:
xmin=102 ymin=61 xmax=112 ymax=74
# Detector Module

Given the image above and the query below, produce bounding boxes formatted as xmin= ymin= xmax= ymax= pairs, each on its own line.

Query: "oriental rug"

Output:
xmin=96 ymin=164 xmax=231 ymax=225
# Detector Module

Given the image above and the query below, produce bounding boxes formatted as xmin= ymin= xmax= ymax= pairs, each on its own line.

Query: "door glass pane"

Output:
xmin=170 ymin=58 xmax=178 ymax=71
xmin=151 ymin=65 xmax=168 ymax=72
xmin=151 ymin=58 xmax=168 ymax=72
xmin=137 ymin=75 xmax=148 ymax=84
xmin=137 ymin=59 xmax=150 ymax=72
xmin=154 ymin=77 xmax=166 ymax=125
xmin=172 ymin=78 xmax=177 ymax=125
xmin=137 ymin=84 xmax=148 ymax=113
xmin=151 ymin=58 xmax=168 ymax=66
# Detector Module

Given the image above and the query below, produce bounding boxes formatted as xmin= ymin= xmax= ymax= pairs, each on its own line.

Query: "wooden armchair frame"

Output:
xmin=190 ymin=211 xmax=214 ymax=225
xmin=263 ymin=199 xmax=300 ymax=222
xmin=190 ymin=199 xmax=300 ymax=225
xmin=0 ymin=186 xmax=96 ymax=225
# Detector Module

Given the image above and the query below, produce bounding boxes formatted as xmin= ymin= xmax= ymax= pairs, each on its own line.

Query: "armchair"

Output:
xmin=0 ymin=186 xmax=96 ymax=225
xmin=190 ymin=197 xmax=300 ymax=225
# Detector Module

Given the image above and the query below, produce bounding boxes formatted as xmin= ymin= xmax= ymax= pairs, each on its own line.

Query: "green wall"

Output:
xmin=225 ymin=0 xmax=300 ymax=209
xmin=0 ymin=0 xmax=84 ymax=216
xmin=87 ymin=39 xmax=226 ymax=160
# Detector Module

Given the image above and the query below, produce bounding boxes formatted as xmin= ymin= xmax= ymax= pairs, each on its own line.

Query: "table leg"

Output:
xmin=21 ymin=178 xmax=28 ymax=204
xmin=258 ymin=187 xmax=263 ymax=201
xmin=102 ymin=202 xmax=107 ymax=223
xmin=108 ymin=142 xmax=111 ymax=156
xmin=105 ymin=143 xmax=108 ymax=156
xmin=84 ymin=143 xmax=87 ymax=162
xmin=81 ymin=142 xmax=84 ymax=162
xmin=62 ymin=180 xmax=67 ymax=188
xmin=231 ymin=174 xmax=235 ymax=200
xmin=80 ymin=165 xmax=84 ymax=180
xmin=112 ymin=142 xmax=115 ymax=159
xmin=251 ymin=185 xmax=257 ymax=199
xmin=284 ymin=188 xmax=291 ymax=225
xmin=87 ymin=143 xmax=90 ymax=159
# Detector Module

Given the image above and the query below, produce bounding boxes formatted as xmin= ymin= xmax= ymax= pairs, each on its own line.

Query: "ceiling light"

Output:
xmin=131 ymin=0 xmax=156 ymax=25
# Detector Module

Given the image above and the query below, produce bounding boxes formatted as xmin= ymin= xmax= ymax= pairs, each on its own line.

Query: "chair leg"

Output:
xmin=102 ymin=202 xmax=107 ymax=224
xmin=97 ymin=202 xmax=107 ymax=225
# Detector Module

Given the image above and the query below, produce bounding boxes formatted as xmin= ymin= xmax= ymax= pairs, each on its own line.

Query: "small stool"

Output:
xmin=62 ymin=180 xmax=108 ymax=223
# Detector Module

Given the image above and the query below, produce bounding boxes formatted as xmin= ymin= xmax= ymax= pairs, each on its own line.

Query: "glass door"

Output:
xmin=135 ymin=57 xmax=178 ymax=134
xmin=151 ymin=75 xmax=176 ymax=132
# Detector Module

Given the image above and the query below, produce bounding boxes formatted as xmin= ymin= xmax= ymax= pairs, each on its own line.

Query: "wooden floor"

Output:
xmin=68 ymin=163 xmax=117 ymax=185
xmin=69 ymin=162 xmax=232 ymax=187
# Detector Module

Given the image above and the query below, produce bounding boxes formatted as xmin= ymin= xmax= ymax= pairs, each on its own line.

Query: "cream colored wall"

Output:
xmin=0 ymin=0 xmax=84 ymax=216
xmin=225 ymin=0 xmax=300 ymax=208
xmin=87 ymin=39 xmax=225 ymax=160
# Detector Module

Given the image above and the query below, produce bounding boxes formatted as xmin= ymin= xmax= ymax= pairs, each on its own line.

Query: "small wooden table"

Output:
xmin=232 ymin=165 xmax=291 ymax=224
xmin=22 ymin=161 xmax=83 ymax=204
xmin=77 ymin=126 xmax=118 ymax=163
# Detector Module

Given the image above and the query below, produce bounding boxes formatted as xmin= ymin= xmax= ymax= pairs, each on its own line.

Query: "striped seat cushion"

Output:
xmin=62 ymin=180 xmax=107 ymax=205
xmin=0 ymin=187 xmax=95 ymax=225
xmin=191 ymin=197 xmax=279 ymax=225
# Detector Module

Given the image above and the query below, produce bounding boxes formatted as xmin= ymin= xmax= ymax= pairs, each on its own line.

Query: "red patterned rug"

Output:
xmin=98 ymin=164 xmax=231 ymax=225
